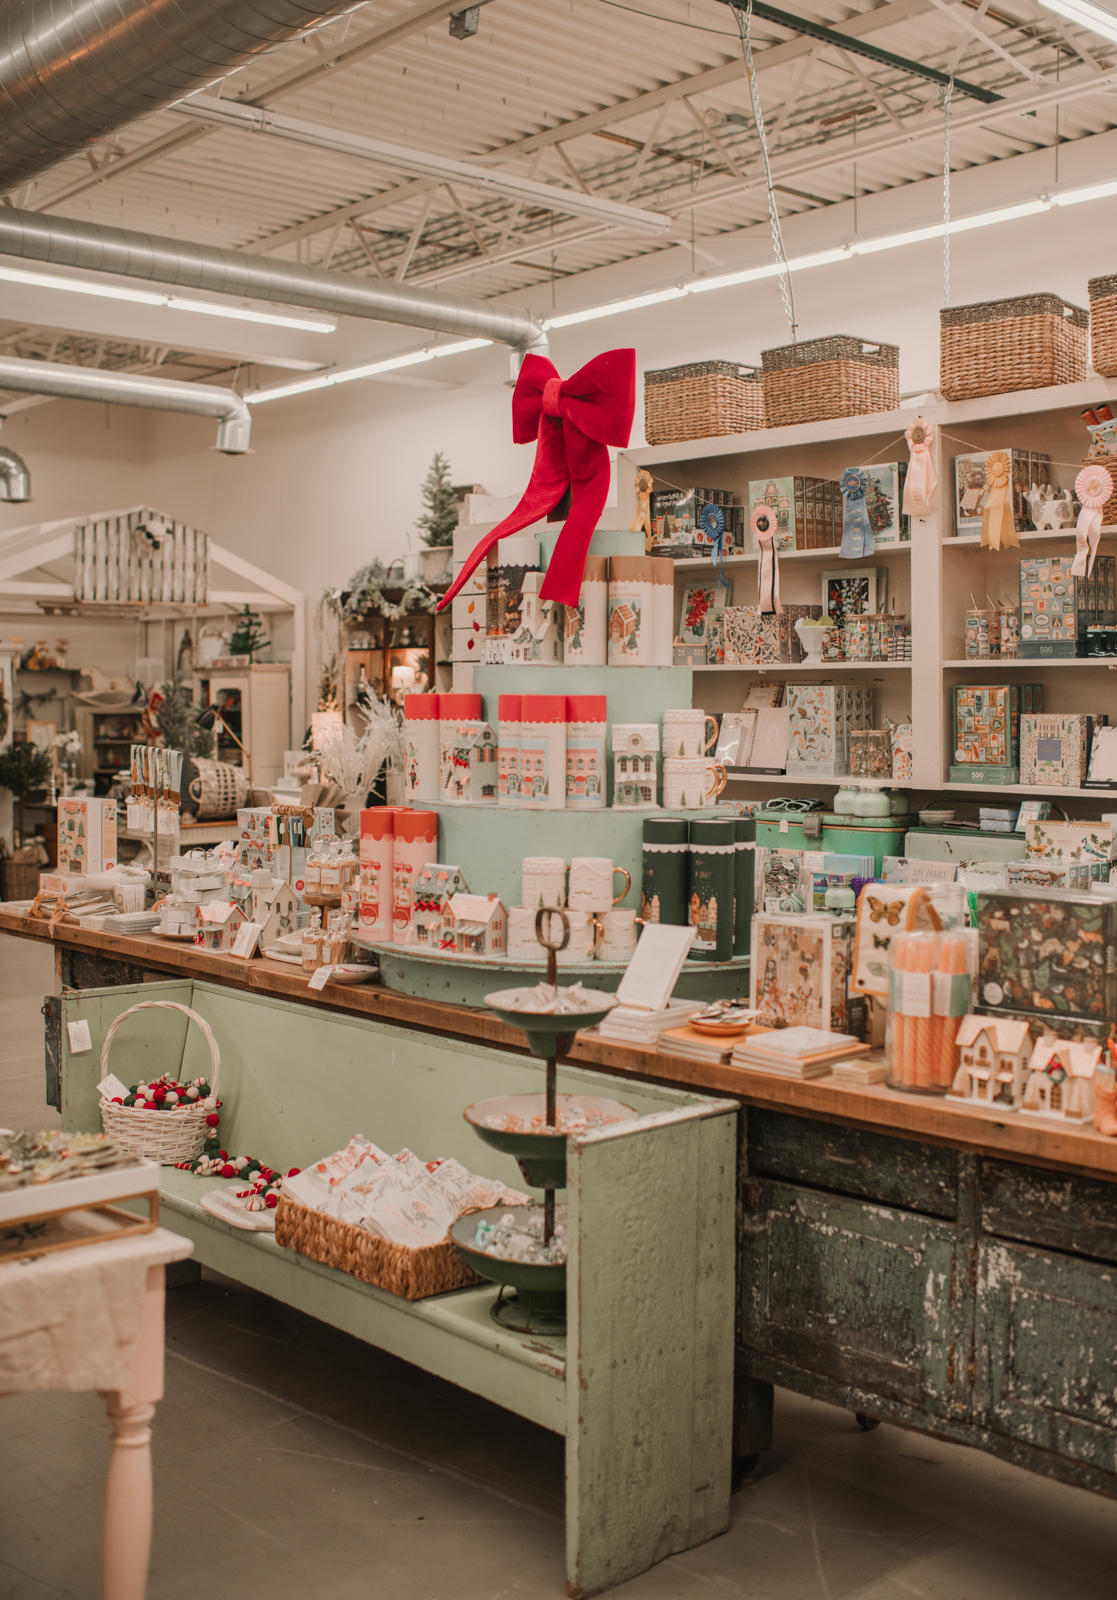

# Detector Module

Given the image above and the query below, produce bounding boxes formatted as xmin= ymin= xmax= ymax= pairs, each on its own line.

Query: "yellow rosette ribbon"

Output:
xmin=903 ymin=416 xmax=937 ymax=516
xmin=630 ymin=468 xmax=654 ymax=551
xmin=980 ymin=451 xmax=1018 ymax=551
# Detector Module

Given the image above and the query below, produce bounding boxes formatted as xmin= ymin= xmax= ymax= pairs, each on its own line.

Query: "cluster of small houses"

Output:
xmin=950 ymin=1015 xmax=1105 ymax=1123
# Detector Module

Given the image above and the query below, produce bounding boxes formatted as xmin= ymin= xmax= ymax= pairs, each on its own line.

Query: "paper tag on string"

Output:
xmin=308 ymin=965 xmax=334 ymax=991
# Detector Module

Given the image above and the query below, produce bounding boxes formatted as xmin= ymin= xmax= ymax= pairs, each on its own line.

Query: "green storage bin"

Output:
xmin=903 ymin=827 xmax=1025 ymax=866
xmin=755 ymin=811 xmax=908 ymax=875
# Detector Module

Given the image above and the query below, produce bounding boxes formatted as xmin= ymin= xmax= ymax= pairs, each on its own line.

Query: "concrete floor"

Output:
xmin=1 ymin=931 xmax=1115 ymax=1600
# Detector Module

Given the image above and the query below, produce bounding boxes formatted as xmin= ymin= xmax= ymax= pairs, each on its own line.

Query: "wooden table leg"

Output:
xmin=100 ymin=1265 xmax=167 ymax=1600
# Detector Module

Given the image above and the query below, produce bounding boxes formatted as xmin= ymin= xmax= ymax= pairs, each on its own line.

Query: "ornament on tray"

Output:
xmin=630 ymin=468 xmax=654 ymax=552
xmin=751 ymin=504 xmax=782 ymax=615
xmin=903 ymin=417 xmax=938 ymax=516
xmin=437 ymin=349 xmax=636 ymax=611
xmin=1072 ymin=462 xmax=1113 ymax=578
xmin=980 ymin=451 xmax=1019 ymax=551
xmin=840 ymin=468 xmax=874 ymax=560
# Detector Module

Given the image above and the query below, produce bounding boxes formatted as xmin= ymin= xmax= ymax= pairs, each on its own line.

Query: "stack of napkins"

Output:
xmin=731 ymin=1027 xmax=869 ymax=1079
xmin=659 ymin=1025 xmax=764 ymax=1065
xmin=831 ymin=1052 xmax=887 ymax=1085
xmin=600 ymin=1000 xmax=700 ymax=1045
xmin=100 ymin=911 xmax=161 ymax=934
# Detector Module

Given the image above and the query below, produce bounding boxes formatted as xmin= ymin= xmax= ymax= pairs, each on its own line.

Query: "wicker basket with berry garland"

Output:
xmin=99 ymin=1002 xmax=221 ymax=1164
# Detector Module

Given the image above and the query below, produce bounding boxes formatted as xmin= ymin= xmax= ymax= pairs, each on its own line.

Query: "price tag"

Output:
xmin=308 ymin=965 xmax=334 ymax=991
xmin=67 ymin=1018 xmax=92 ymax=1053
xmin=902 ymin=971 xmax=932 ymax=1017
xmin=780 ymin=819 xmax=789 ymax=833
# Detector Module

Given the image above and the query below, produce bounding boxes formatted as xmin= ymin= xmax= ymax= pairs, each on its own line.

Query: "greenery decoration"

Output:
xmin=0 ymin=742 xmax=53 ymax=797
xmin=154 ymin=672 xmax=216 ymax=759
xmin=325 ymin=561 xmax=438 ymax=623
xmin=229 ymin=605 xmax=268 ymax=659
xmin=417 ymin=452 xmax=458 ymax=548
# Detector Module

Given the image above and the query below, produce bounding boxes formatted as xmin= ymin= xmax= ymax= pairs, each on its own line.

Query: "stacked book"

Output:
xmin=730 ymin=1027 xmax=870 ymax=1079
xmin=100 ymin=911 xmax=162 ymax=935
xmin=659 ymin=1025 xmax=758 ymax=1066
xmin=600 ymin=1000 xmax=700 ymax=1046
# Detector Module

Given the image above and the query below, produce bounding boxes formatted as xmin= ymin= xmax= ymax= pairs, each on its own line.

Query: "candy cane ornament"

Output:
xmin=1072 ymin=463 xmax=1113 ymax=578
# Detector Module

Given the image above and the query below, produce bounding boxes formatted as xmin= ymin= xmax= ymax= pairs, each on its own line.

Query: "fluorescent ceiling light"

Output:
xmin=543 ymin=288 xmax=686 ymax=330
xmin=247 ymin=339 xmax=494 ymax=404
xmin=0 ymin=262 xmax=335 ymax=333
xmin=1039 ymin=0 xmax=1117 ymax=46
xmin=1052 ymin=178 xmax=1117 ymax=206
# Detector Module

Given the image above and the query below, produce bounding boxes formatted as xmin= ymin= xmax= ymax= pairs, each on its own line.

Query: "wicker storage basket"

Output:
xmin=188 ymin=757 xmax=249 ymax=820
xmin=99 ymin=1001 xmax=220 ymax=1163
xmin=761 ymin=336 xmax=899 ymax=428
xmin=1088 ymin=276 xmax=1117 ymax=377
xmin=644 ymin=360 xmax=765 ymax=444
xmin=940 ymin=294 xmax=1087 ymax=401
xmin=275 ymin=1194 xmax=481 ymax=1300
xmin=1 ymin=860 xmax=41 ymax=901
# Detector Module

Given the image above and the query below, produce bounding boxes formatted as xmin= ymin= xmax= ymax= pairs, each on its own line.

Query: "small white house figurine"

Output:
xmin=611 ymin=723 xmax=660 ymax=809
xmin=1024 ymin=484 xmax=1078 ymax=533
xmin=949 ymin=1016 xmax=1032 ymax=1107
xmin=258 ymin=881 xmax=299 ymax=947
xmin=1020 ymin=1036 xmax=1102 ymax=1121
xmin=505 ymin=572 xmax=564 ymax=665
xmin=443 ymin=722 xmax=499 ymax=803
xmin=444 ymin=893 xmax=507 ymax=957
xmin=193 ymin=899 xmax=246 ymax=952
xmin=413 ymin=863 xmax=470 ymax=948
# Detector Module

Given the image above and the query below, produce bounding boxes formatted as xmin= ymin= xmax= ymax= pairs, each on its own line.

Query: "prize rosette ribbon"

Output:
xmin=1072 ymin=462 xmax=1113 ymax=578
xmin=903 ymin=417 xmax=937 ymax=516
xmin=980 ymin=451 xmax=1019 ymax=550
xmin=840 ymin=467 xmax=874 ymax=559
xmin=701 ymin=502 xmax=729 ymax=592
xmin=751 ymin=505 xmax=782 ymax=615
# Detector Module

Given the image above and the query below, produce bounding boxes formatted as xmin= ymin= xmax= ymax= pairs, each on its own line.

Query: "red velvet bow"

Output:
xmin=437 ymin=348 xmax=635 ymax=611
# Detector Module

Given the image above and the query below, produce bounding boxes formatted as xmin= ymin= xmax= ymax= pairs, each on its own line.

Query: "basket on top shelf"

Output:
xmin=1088 ymin=275 xmax=1117 ymax=378
xmin=98 ymin=1001 xmax=220 ymax=1164
xmin=760 ymin=336 xmax=899 ymax=428
xmin=643 ymin=360 xmax=765 ymax=444
xmin=940 ymin=294 xmax=1087 ymax=401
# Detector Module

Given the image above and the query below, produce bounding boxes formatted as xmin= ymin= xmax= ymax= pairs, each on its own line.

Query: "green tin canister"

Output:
xmin=642 ymin=815 xmax=689 ymax=925
xmin=688 ymin=817 xmax=736 ymax=962
xmin=733 ymin=816 xmax=756 ymax=956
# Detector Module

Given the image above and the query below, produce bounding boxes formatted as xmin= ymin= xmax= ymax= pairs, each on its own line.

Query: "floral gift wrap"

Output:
xmin=977 ymin=888 xmax=1117 ymax=1022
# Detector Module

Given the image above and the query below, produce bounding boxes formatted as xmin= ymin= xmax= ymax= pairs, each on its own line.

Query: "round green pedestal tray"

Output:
xmin=464 ymin=1092 xmax=637 ymax=1188
xmin=449 ymin=1206 xmax=566 ymax=1334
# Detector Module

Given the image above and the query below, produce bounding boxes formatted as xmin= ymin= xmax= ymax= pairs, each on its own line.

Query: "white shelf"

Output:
xmin=725 ymin=772 xmax=902 ymax=789
xmin=694 ymin=662 xmax=911 ymax=672
xmin=940 ymin=782 xmax=1117 ymax=798
xmin=943 ymin=658 xmax=1117 ymax=668
xmin=670 ymin=544 xmax=911 ymax=570
xmin=944 ymin=526 xmax=1117 ymax=550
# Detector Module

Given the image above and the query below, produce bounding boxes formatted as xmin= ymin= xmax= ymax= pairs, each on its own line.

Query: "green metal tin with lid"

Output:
xmin=755 ymin=810 xmax=908 ymax=874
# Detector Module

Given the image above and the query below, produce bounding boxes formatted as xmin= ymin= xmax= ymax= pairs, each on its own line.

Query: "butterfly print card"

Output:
xmin=851 ymin=882 xmax=933 ymax=998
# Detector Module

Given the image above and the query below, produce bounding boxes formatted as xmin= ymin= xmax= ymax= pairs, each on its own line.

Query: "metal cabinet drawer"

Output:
xmin=747 ymin=1109 xmax=959 ymax=1218
xmin=981 ymin=1159 xmax=1117 ymax=1265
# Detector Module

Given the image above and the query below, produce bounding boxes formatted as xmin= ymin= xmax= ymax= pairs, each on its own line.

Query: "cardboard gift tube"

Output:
xmin=642 ymin=815 xmax=689 ymax=925
xmin=391 ymin=809 xmax=439 ymax=943
xmin=520 ymin=695 xmax=567 ymax=810
xmin=498 ymin=693 xmax=521 ymax=808
xmin=403 ymin=693 xmax=440 ymax=803
xmin=359 ymin=807 xmax=400 ymax=943
xmin=565 ymin=694 xmax=607 ymax=811
xmin=564 ymin=554 xmax=608 ymax=666
xmin=734 ymin=815 xmax=756 ymax=957
xmin=688 ymin=817 xmax=736 ymax=962
xmin=438 ymin=693 xmax=483 ymax=804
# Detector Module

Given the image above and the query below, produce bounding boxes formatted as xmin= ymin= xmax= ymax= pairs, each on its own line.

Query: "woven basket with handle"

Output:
xmin=940 ymin=294 xmax=1087 ymax=401
xmin=644 ymin=360 xmax=765 ymax=444
xmin=1088 ymin=275 xmax=1117 ymax=378
xmin=99 ymin=1001 xmax=220 ymax=1163
xmin=274 ymin=1195 xmax=481 ymax=1300
xmin=761 ymin=336 xmax=899 ymax=427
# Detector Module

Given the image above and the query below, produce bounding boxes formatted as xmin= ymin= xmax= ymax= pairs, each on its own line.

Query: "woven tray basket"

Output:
xmin=644 ymin=360 xmax=765 ymax=444
xmin=940 ymin=294 xmax=1087 ymax=401
xmin=275 ymin=1194 xmax=481 ymax=1300
xmin=99 ymin=1001 xmax=220 ymax=1163
xmin=1088 ymin=276 xmax=1117 ymax=377
xmin=761 ymin=336 xmax=899 ymax=428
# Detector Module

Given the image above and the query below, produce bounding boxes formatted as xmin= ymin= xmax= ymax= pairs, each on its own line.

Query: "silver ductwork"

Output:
xmin=0 ymin=356 xmax=251 ymax=452
xmin=0 ymin=207 xmax=549 ymax=366
xmin=0 ymin=444 xmax=31 ymax=500
xmin=0 ymin=0 xmax=365 ymax=191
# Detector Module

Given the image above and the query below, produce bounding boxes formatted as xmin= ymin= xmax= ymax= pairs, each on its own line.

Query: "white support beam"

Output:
xmin=924 ymin=0 xmax=1049 ymax=84
xmin=0 ymin=581 xmax=74 ymax=597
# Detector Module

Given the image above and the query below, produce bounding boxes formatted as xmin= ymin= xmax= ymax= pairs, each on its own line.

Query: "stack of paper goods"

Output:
xmin=731 ymin=1027 xmax=869 ymax=1079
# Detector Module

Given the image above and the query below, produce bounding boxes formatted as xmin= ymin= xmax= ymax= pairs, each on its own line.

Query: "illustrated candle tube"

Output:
xmin=565 ymin=694 xmax=607 ymax=810
xmin=733 ymin=814 xmax=756 ymax=956
xmin=563 ymin=554 xmax=608 ymax=666
xmin=650 ymin=557 xmax=675 ymax=666
xmin=519 ymin=695 xmax=567 ymax=810
xmin=391 ymin=809 xmax=439 ymax=943
xmin=437 ymin=693 xmax=482 ymax=804
xmin=641 ymin=815 xmax=689 ymax=926
xmin=359 ymin=808 xmax=397 ymax=943
xmin=403 ymin=693 xmax=440 ymax=802
xmin=607 ymin=556 xmax=675 ymax=666
xmin=487 ymin=535 xmax=541 ymax=663
xmin=687 ymin=817 xmax=736 ymax=962
xmin=498 ymin=694 xmax=521 ymax=808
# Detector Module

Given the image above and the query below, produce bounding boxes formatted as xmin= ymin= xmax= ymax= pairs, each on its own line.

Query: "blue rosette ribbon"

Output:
xmin=701 ymin=502 xmax=729 ymax=592
xmin=840 ymin=467 xmax=874 ymax=560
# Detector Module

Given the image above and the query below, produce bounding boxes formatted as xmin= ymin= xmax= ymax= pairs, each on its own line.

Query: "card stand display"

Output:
xmin=0 ymin=1161 xmax=160 ymax=1264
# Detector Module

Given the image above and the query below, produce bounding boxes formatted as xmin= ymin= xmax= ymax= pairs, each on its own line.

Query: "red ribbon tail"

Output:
xmin=538 ymin=431 xmax=611 ymax=607
xmin=437 ymin=422 xmax=569 ymax=611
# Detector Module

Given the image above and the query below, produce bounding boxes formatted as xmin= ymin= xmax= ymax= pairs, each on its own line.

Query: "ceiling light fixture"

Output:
xmin=1038 ymin=0 xmax=1117 ymax=46
xmin=247 ymin=338 xmax=492 ymax=404
xmin=0 ymin=262 xmax=336 ymax=333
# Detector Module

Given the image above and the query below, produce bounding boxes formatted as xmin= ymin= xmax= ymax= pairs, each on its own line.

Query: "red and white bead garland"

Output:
xmin=109 ymin=1072 xmax=217 ymax=1113
xmin=173 ymin=1149 xmax=302 ymax=1211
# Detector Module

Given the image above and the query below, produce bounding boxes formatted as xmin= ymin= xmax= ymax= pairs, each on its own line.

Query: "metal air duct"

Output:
xmin=0 ymin=443 xmax=30 ymax=499
xmin=0 ymin=355 xmax=251 ymax=452
xmin=0 ymin=207 xmax=549 ymax=369
xmin=0 ymin=0 xmax=367 ymax=191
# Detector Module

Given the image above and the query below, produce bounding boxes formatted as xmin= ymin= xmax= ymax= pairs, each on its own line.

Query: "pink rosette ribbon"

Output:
xmin=1072 ymin=463 xmax=1113 ymax=578
xmin=752 ymin=505 xmax=782 ymax=615
xmin=903 ymin=417 xmax=938 ymax=516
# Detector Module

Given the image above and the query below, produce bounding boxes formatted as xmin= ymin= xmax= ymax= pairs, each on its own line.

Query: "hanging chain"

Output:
xmin=942 ymin=77 xmax=954 ymax=309
xmin=736 ymin=1 xmax=797 ymax=341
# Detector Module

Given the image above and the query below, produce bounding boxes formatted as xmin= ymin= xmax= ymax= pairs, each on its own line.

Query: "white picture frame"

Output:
xmin=820 ymin=567 xmax=888 ymax=620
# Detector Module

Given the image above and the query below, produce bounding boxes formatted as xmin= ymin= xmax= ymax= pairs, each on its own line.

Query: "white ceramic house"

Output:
xmin=258 ymin=881 xmax=299 ymax=946
xmin=1020 ymin=1037 xmax=1103 ymax=1121
xmin=611 ymin=723 xmax=660 ymax=809
xmin=413 ymin=864 xmax=470 ymax=948
xmin=193 ymin=899 xmax=245 ymax=952
xmin=444 ymin=893 xmax=507 ymax=957
xmin=445 ymin=722 xmax=499 ymax=803
xmin=949 ymin=1016 xmax=1033 ymax=1108
xmin=507 ymin=571 xmax=563 ymax=665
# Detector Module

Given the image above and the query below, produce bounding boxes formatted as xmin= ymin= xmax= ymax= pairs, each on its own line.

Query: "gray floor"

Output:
xmin=1 ymin=932 xmax=1115 ymax=1600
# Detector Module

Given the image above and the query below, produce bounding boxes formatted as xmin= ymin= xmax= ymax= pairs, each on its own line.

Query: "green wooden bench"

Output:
xmin=59 ymin=978 xmax=738 ymax=1598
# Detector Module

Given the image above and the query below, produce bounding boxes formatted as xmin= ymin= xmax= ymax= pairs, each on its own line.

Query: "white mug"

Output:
xmin=507 ymin=904 xmax=545 ymax=961
xmin=600 ymin=907 xmax=638 ymax=960
xmin=568 ymin=856 xmax=632 ymax=912
xmin=662 ymin=756 xmax=728 ymax=811
xmin=662 ymin=708 xmax=719 ymax=760
xmin=521 ymin=856 xmax=566 ymax=909
xmin=556 ymin=908 xmax=604 ymax=965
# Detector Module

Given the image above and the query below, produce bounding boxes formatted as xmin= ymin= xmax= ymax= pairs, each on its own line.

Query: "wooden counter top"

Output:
xmin=5 ymin=906 xmax=1116 ymax=1183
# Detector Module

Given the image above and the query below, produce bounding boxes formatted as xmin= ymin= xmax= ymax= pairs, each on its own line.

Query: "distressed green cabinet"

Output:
xmin=740 ymin=1109 xmax=1117 ymax=1498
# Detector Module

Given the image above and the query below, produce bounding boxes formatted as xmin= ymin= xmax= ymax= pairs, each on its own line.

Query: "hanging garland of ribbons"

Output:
xmin=1072 ymin=462 xmax=1113 ymax=578
xmin=751 ymin=505 xmax=782 ymax=615
xmin=840 ymin=468 xmax=874 ymax=560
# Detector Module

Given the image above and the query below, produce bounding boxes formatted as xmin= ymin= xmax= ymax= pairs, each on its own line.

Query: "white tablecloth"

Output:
xmin=0 ymin=1227 xmax=192 ymax=1393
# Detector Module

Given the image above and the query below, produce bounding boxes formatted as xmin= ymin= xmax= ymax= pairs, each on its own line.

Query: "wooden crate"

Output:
xmin=940 ymin=293 xmax=1087 ymax=401
xmin=761 ymin=335 xmax=899 ymax=427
